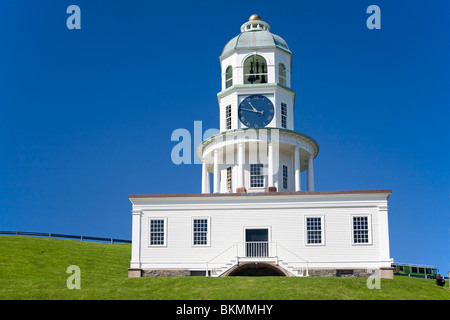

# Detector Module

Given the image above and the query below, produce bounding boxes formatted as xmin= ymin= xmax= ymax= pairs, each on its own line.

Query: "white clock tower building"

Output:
xmin=198 ymin=15 xmax=319 ymax=194
xmin=129 ymin=15 xmax=393 ymax=279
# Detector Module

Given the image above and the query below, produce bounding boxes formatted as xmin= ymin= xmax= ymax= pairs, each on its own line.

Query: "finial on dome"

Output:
xmin=240 ymin=14 xmax=270 ymax=32
xmin=249 ymin=14 xmax=261 ymax=21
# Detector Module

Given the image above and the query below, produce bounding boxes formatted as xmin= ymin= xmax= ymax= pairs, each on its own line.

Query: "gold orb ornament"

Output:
xmin=249 ymin=14 xmax=261 ymax=21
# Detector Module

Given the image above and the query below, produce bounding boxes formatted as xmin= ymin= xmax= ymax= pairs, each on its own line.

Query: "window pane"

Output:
xmin=279 ymin=63 xmax=286 ymax=86
xmin=150 ymin=219 xmax=165 ymax=245
xmin=226 ymin=105 xmax=232 ymax=130
xmin=281 ymin=103 xmax=287 ymax=128
xmin=193 ymin=219 xmax=208 ymax=245
xmin=250 ymin=164 xmax=264 ymax=187
xmin=282 ymin=165 xmax=288 ymax=189
xmin=307 ymin=217 xmax=322 ymax=244
xmin=227 ymin=167 xmax=232 ymax=192
xmin=226 ymin=66 xmax=233 ymax=88
xmin=353 ymin=216 xmax=369 ymax=243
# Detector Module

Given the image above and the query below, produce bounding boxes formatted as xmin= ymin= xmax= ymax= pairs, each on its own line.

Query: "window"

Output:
xmin=282 ymin=165 xmax=288 ymax=189
xmin=352 ymin=216 xmax=370 ymax=244
xmin=149 ymin=218 xmax=166 ymax=246
xmin=226 ymin=167 xmax=232 ymax=192
xmin=306 ymin=217 xmax=323 ymax=245
xmin=250 ymin=164 xmax=264 ymax=188
xmin=279 ymin=63 xmax=286 ymax=86
xmin=225 ymin=105 xmax=232 ymax=130
xmin=193 ymin=218 xmax=209 ymax=246
xmin=243 ymin=55 xmax=267 ymax=84
xmin=281 ymin=103 xmax=287 ymax=128
xmin=225 ymin=66 xmax=233 ymax=89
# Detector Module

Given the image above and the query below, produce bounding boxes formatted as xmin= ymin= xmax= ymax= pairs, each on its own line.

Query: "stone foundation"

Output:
xmin=308 ymin=268 xmax=393 ymax=279
xmin=308 ymin=269 xmax=372 ymax=277
xmin=129 ymin=269 xmax=191 ymax=277
xmin=129 ymin=267 xmax=394 ymax=279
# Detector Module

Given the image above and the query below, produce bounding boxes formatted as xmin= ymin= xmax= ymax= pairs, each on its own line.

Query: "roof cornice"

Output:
xmin=129 ymin=189 xmax=392 ymax=200
xmin=217 ymin=83 xmax=295 ymax=103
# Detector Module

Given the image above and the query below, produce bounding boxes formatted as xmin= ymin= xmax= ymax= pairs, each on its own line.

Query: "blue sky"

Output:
xmin=0 ymin=0 xmax=449 ymax=275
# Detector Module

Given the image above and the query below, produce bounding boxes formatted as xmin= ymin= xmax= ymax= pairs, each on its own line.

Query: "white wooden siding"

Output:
xmin=130 ymin=192 xmax=391 ymax=270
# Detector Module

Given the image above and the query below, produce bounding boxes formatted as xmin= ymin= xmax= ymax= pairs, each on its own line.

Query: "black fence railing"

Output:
xmin=0 ymin=231 xmax=131 ymax=244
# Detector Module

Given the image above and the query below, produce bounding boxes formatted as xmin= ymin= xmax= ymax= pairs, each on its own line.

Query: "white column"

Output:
xmin=307 ymin=153 xmax=315 ymax=191
xmin=294 ymin=147 xmax=301 ymax=191
xmin=213 ymin=149 xmax=220 ymax=193
xmin=378 ymin=203 xmax=391 ymax=264
xmin=206 ymin=169 xmax=210 ymax=193
xmin=130 ymin=209 xmax=142 ymax=269
xmin=201 ymin=161 xmax=210 ymax=194
xmin=268 ymin=142 xmax=274 ymax=188
xmin=237 ymin=142 xmax=245 ymax=190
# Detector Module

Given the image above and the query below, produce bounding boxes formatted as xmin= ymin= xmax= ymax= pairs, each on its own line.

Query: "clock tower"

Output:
xmin=197 ymin=15 xmax=319 ymax=194
xmin=130 ymin=14 xmax=393 ymax=279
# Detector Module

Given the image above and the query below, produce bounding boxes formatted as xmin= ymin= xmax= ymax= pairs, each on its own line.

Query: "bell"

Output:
xmin=255 ymin=61 xmax=260 ymax=81
xmin=248 ymin=62 xmax=256 ymax=83
xmin=260 ymin=64 xmax=266 ymax=83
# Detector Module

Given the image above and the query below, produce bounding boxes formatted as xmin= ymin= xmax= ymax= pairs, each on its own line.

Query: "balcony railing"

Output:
xmin=245 ymin=241 xmax=269 ymax=257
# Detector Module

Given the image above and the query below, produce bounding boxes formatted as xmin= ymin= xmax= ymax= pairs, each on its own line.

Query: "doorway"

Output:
xmin=245 ymin=228 xmax=269 ymax=257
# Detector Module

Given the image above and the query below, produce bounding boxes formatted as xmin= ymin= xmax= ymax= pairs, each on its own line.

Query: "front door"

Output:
xmin=245 ymin=229 xmax=269 ymax=257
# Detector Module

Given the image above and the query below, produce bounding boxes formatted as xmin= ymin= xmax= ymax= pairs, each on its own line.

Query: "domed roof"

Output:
xmin=221 ymin=15 xmax=291 ymax=58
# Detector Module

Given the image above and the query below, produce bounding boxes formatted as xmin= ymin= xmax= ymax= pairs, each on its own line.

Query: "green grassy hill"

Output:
xmin=0 ymin=236 xmax=448 ymax=300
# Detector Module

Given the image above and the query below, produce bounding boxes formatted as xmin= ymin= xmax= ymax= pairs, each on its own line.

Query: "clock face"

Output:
xmin=238 ymin=95 xmax=274 ymax=128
